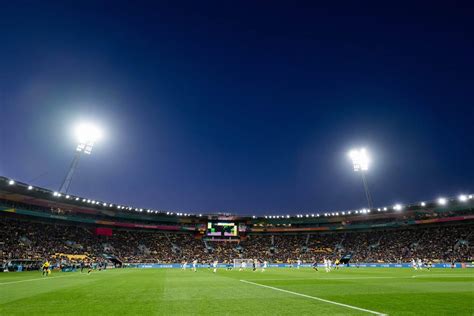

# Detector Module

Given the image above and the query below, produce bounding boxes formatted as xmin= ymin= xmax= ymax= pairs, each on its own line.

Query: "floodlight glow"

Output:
xmin=469 ymin=194 xmax=473 ymax=199
xmin=383 ymin=207 xmax=387 ymax=211
xmin=459 ymin=195 xmax=468 ymax=202
xmin=28 ymin=185 xmax=33 ymax=190
xmin=8 ymin=180 xmax=15 ymax=185
xmin=393 ymin=204 xmax=403 ymax=211
xmin=53 ymin=191 xmax=59 ymax=196
xmin=348 ymin=148 xmax=370 ymax=172
xmin=74 ymin=123 xmax=103 ymax=155
xmin=66 ymin=195 xmax=70 ymax=199
xmin=438 ymin=197 xmax=447 ymax=205
xmin=420 ymin=202 xmax=426 ymax=207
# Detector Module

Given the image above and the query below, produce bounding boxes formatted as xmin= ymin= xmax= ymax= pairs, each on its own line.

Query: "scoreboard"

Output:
xmin=206 ymin=222 xmax=238 ymax=237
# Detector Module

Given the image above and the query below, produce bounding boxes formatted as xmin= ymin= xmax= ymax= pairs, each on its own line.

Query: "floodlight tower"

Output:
xmin=348 ymin=148 xmax=374 ymax=209
xmin=59 ymin=123 xmax=102 ymax=194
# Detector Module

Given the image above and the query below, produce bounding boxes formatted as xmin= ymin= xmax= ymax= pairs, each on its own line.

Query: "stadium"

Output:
xmin=1 ymin=176 xmax=473 ymax=315
xmin=2 ymin=2 xmax=474 ymax=316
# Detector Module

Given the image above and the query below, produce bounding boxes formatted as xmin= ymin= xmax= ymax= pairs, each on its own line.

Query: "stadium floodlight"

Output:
xmin=348 ymin=148 xmax=374 ymax=209
xmin=458 ymin=194 xmax=468 ymax=202
xmin=75 ymin=123 xmax=103 ymax=155
xmin=8 ymin=180 xmax=15 ymax=185
xmin=59 ymin=122 xmax=103 ymax=194
xmin=393 ymin=204 xmax=403 ymax=211
xmin=420 ymin=202 xmax=426 ymax=207
xmin=438 ymin=197 xmax=447 ymax=205
xmin=28 ymin=185 xmax=33 ymax=190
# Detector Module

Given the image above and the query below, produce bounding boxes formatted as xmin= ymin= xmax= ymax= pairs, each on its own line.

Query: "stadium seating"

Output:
xmin=1 ymin=216 xmax=472 ymax=268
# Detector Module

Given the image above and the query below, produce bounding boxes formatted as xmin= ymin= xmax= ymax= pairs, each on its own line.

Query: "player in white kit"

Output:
xmin=213 ymin=260 xmax=218 ymax=273
xmin=192 ymin=259 xmax=197 ymax=272
xmin=297 ymin=259 xmax=302 ymax=269
xmin=412 ymin=258 xmax=417 ymax=270
xmin=239 ymin=261 xmax=247 ymax=271
xmin=417 ymin=258 xmax=423 ymax=270
xmin=182 ymin=261 xmax=187 ymax=270
xmin=324 ymin=258 xmax=331 ymax=272
xmin=262 ymin=260 xmax=267 ymax=272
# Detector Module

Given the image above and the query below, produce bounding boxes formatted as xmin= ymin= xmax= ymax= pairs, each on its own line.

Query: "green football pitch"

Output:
xmin=1 ymin=267 xmax=473 ymax=315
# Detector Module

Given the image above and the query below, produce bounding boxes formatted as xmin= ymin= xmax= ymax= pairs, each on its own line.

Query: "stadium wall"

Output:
xmin=131 ymin=263 xmax=474 ymax=269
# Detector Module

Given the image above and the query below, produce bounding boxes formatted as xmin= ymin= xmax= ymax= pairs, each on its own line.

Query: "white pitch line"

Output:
xmin=0 ymin=273 xmax=83 ymax=285
xmin=244 ymin=276 xmax=399 ymax=281
xmin=240 ymin=279 xmax=387 ymax=316
xmin=244 ymin=274 xmax=474 ymax=282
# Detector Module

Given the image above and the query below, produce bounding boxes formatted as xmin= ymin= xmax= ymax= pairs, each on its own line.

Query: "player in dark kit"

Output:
xmin=426 ymin=260 xmax=433 ymax=271
xmin=312 ymin=260 xmax=318 ymax=271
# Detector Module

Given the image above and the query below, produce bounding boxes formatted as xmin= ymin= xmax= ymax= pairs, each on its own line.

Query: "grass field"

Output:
xmin=1 ymin=267 xmax=473 ymax=315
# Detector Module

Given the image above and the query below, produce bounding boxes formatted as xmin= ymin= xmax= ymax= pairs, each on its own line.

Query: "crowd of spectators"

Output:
xmin=1 ymin=216 xmax=472 ymax=267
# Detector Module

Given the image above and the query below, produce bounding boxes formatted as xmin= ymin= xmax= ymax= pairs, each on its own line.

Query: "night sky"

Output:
xmin=1 ymin=2 xmax=473 ymax=215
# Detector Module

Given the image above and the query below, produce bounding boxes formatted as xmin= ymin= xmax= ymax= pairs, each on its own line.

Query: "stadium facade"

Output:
xmin=1 ymin=176 xmax=473 ymax=270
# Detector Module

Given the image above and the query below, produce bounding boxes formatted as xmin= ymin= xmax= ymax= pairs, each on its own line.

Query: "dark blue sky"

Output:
xmin=1 ymin=1 xmax=473 ymax=215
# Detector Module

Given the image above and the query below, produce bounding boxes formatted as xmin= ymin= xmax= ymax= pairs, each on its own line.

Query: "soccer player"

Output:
xmin=412 ymin=258 xmax=418 ymax=270
xmin=335 ymin=259 xmax=340 ymax=270
xmin=417 ymin=258 xmax=423 ymax=270
xmin=296 ymin=258 xmax=301 ymax=269
xmin=41 ymin=260 xmax=51 ymax=276
xmin=212 ymin=260 xmax=218 ymax=273
xmin=192 ymin=259 xmax=197 ymax=272
xmin=239 ymin=261 xmax=247 ymax=271
xmin=262 ymin=260 xmax=267 ymax=272
xmin=324 ymin=258 xmax=331 ymax=273
xmin=312 ymin=260 xmax=318 ymax=271
xmin=182 ymin=261 xmax=187 ymax=270
xmin=252 ymin=259 xmax=257 ymax=272
xmin=426 ymin=260 xmax=432 ymax=271
xmin=86 ymin=261 xmax=93 ymax=274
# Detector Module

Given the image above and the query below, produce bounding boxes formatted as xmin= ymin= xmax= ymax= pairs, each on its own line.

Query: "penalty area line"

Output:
xmin=240 ymin=279 xmax=387 ymax=316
